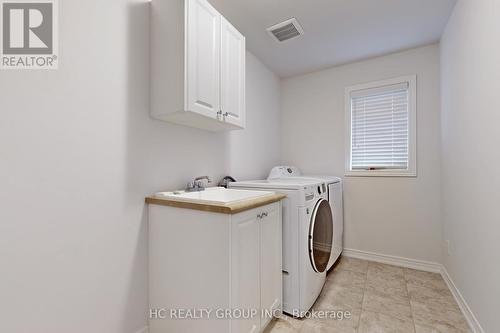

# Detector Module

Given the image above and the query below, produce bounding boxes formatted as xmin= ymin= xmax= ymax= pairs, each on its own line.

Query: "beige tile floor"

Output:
xmin=264 ymin=256 xmax=470 ymax=333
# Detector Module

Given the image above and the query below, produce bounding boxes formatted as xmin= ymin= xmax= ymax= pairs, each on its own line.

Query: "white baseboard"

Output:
xmin=342 ymin=248 xmax=484 ymax=333
xmin=134 ymin=326 xmax=148 ymax=333
xmin=342 ymin=248 xmax=442 ymax=273
xmin=440 ymin=267 xmax=484 ymax=333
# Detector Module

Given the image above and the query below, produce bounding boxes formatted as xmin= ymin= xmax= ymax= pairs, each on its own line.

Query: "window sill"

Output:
xmin=344 ymin=171 xmax=417 ymax=178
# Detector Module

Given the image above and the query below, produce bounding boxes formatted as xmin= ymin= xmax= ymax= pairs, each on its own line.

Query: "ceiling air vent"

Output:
xmin=267 ymin=18 xmax=304 ymax=43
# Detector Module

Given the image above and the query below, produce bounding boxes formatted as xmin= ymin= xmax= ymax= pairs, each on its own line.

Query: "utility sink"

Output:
xmin=154 ymin=187 xmax=275 ymax=205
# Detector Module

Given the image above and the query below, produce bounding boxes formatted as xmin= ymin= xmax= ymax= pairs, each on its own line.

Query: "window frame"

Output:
xmin=345 ymin=75 xmax=417 ymax=177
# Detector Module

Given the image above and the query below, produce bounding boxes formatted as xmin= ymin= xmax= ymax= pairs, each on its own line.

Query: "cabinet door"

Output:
xmin=186 ymin=0 xmax=221 ymax=118
xmin=220 ymin=17 xmax=246 ymax=128
xmin=260 ymin=205 xmax=282 ymax=327
xmin=231 ymin=213 xmax=260 ymax=333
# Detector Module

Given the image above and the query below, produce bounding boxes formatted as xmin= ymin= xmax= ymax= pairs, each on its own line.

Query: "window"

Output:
xmin=345 ymin=76 xmax=416 ymax=177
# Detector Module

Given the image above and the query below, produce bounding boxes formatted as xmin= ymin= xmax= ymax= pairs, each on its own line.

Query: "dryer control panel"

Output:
xmin=303 ymin=185 xmax=316 ymax=202
xmin=268 ymin=166 xmax=301 ymax=179
xmin=303 ymin=184 xmax=327 ymax=203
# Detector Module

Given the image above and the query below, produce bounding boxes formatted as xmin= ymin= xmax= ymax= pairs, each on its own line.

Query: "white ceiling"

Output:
xmin=209 ymin=0 xmax=457 ymax=77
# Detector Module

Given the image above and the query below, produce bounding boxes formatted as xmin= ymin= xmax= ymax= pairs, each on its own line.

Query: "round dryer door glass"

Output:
xmin=309 ymin=199 xmax=333 ymax=273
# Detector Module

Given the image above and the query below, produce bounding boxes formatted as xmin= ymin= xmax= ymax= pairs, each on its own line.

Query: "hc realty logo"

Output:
xmin=1 ymin=0 xmax=58 ymax=69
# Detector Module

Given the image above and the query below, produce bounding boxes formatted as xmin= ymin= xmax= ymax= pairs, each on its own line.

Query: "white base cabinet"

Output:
xmin=149 ymin=202 xmax=282 ymax=333
xmin=151 ymin=0 xmax=246 ymax=131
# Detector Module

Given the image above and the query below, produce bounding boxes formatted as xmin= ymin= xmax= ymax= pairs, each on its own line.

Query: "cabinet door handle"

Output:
xmin=257 ymin=212 xmax=268 ymax=219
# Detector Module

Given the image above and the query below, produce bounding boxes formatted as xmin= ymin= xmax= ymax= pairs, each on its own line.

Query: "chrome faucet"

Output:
xmin=186 ymin=176 xmax=212 ymax=192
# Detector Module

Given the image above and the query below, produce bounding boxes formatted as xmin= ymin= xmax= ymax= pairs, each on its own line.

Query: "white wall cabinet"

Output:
xmin=186 ymin=0 xmax=221 ymax=118
xmin=151 ymin=0 xmax=246 ymax=131
xmin=220 ymin=16 xmax=246 ymax=128
xmin=149 ymin=202 xmax=282 ymax=333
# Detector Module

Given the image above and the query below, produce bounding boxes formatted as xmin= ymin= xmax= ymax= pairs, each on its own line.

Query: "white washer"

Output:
xmin=229 ymin=178 xmax=333 ymax=317
xmin=268 ymin=166 xmax=344 ymax=271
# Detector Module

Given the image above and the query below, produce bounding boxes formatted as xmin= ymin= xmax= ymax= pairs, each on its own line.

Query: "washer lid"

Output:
xmin=304 ymin=175 xmax=342 ymax=184
xmin=230 ymin=177 xmax=323 ymax=190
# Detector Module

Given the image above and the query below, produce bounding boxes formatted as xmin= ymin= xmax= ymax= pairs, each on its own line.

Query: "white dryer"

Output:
xmin=229 ymin=178 xmax=333 ymax=317
xmin=268 ymin=166 xmax=344 ymax=271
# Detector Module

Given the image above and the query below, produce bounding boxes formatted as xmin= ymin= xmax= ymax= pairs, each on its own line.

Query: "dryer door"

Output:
xmin=308 ymin=198 xmax=333 ymax=273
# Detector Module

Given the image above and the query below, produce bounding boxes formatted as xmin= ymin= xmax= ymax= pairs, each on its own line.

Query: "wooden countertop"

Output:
xmin=145 ymin=193 xmax=286 ymax=214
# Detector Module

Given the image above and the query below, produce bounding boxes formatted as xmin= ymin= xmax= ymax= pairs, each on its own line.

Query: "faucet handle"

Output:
xmin=186 ymin=176 xmax=211 ymax=192
xmin=196 ymin=178 xmax=210 ymax=188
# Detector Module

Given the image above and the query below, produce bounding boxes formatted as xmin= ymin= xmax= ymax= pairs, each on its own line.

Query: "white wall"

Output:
xmin=440 ymin=0 xmax=500 ymax=331
xmin=0 ymin=1 xmax=280 ymax=332
xmin=281 ymin=45 xmax=442 ymax=263
xmin=226 ymin=52 xmax=282 ymax=180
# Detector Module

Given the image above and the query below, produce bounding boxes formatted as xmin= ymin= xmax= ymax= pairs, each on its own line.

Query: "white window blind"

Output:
xmin=350 ymin=82 xmax=409 ymax=170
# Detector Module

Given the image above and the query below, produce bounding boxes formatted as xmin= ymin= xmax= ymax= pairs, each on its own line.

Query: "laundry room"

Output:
xmin=0 ymin=0 xmax=498 ymax=333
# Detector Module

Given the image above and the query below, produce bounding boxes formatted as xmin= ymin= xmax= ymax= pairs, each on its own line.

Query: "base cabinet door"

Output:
xmin=231 ymin=213 xmax=261 ymax=333
xmin=231 ymin=203 xmax=282 ymax=333
xmin=260 ymin=206 xmax=282 ymax=327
